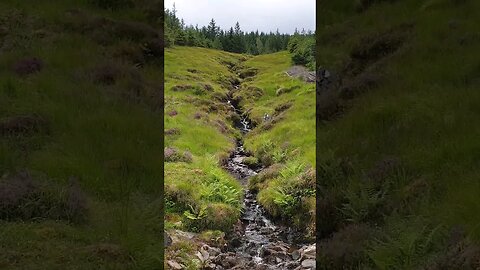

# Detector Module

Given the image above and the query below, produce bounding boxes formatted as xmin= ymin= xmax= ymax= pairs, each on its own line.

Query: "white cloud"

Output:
xmin=164 ymin=0 xmax=315 ymax=34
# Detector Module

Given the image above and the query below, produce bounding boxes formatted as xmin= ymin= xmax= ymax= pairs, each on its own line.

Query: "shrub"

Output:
xmin=289 ymin=36 xmax=315 ymax=69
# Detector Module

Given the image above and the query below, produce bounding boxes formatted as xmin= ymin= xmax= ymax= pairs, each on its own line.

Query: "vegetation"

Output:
xmin=164 ymin=4 xmax=302 ymax=55
xmin=288 ymin=32 xmax=316 ymax=70
xmin=164 ymin=47 xmax=245 ymax=266
xmin=317 ymin=0 xmax=480 ymax=268
xmin=165 ymin=45 xmax=316 ymax=265
xmin=235 ymin=51 xmax=316 ymax=234
xmin=0 ymin=0 xmax=165 ymax=269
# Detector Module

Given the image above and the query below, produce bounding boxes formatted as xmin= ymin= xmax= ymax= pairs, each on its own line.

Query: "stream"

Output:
xmin=206 ymin=84 xmax=316 ymax=270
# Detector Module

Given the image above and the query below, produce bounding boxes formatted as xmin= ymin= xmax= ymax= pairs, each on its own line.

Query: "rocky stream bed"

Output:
xmin=166 ymin=68 xmax=316 ymax=270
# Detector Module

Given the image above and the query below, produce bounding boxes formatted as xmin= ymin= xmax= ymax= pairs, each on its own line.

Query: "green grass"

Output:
xmin=0 ymin=1 xmax=164 ymax=269
xmin=317 ymin=0 xmax=480 ymax=267
xmin=164 ymin=47 xmax=248 ymax=232
xmin=164 ymin=46 xmax=317 ymax=264
xmin=236 ymin=51 xmax=316 ymax=234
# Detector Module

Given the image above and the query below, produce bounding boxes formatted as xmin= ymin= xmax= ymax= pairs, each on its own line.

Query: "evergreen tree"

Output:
xmin=164 ymin=6 xmax=299 ymax=55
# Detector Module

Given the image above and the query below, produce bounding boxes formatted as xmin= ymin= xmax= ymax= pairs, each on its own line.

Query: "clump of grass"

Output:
xmin=242 ymin=156 xmax=259 ymax=168
xmin=91 ymin=62 xmax=122 ymax=85
xmin=12 ymin=57 xmax=43 ymax=76
xmin=318 ymin=223 xmax=375 ymax=269
xmin=257 ymin=163 xmax=315 ymax=229
xmin=165 ymin=128 xmax=181 ymax=136
xmin=164 ymin=147 xmax=193 ymax=163
xmin=0 ymin=171 xmax=88 ymax=223
xmin=275 ymin=85 xmax=300 ymax=96
xmin=0 ymin=114 xmax=49 ymax=137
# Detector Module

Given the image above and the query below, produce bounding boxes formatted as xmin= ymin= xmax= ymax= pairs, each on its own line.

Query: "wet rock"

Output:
xmin=291 ymin=250 xmax=301 ymax=260
xmin=205 ymin=245 xmax=221 ymax=257
xmin=285 ymin=261 xmax=301 ymax=269
xmin=301 ymin=259 xmax=316 ymax=268
xmin=259 ymin=246 xmax=271 ymax=257
xmin=167 ymin=260 xmax=184 ymax=269
xmin=195 ymin=251 xmax=205 ymax=262
xmin=286 ymin=66 xmax=315 ymax=82
xmin=164 ymin=231 xmax=172 ymax=247
xmin=300 ymin=244 xmax=316 ymax=259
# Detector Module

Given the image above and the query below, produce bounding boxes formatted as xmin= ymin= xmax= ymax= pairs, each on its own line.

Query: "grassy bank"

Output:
xmin=164 ymin=47 xmax=246 ymax=233
xmin=0 ymin=0 xmax=165 ymax=269
xmin=164 ymin=47 xmax=317 ymax=267
xmin=316 ymin=0 xmax=480 ymax=268
xmin=163 ymin=47 xmax=246 ymax=268
xmin=238 ymin=52 xmax=316 ymax=235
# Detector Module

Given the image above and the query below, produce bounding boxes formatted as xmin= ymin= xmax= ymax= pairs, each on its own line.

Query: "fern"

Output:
xmin=183 ymin=204 xmax=207 ymax=220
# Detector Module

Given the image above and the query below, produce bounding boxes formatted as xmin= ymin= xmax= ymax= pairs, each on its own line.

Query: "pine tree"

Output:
xmin=164 ymin=6 xmax=291 ymax=54
xmin=207 ymin=19 xmax=218 ymax=40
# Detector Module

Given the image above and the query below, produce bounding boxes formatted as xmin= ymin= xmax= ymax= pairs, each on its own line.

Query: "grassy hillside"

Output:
xmin=164 ymin=47 xmax=316 ymax=267
xmin=238 ymin=52 xmax=316 ymax=232
xmin=316 ymin=0 xmax=480 ymax=268
xmin=0 ymin=0 xmax=164 ymax=269
xmin=163 ymin=47 xmax=246 ymax=268
xmin=164 ymin=46 xmax=245 ymax=233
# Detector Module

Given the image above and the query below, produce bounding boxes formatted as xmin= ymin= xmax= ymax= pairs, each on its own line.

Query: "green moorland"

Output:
xmin=164 ymin=46 xmax=246 ymax=234
xmin=316 ymin=0 xmax=480 ymax=268
xmin=0 ymin=0 xmax=165 ymax=269
xmin=164 ymin=46 xmax=316 ymax=265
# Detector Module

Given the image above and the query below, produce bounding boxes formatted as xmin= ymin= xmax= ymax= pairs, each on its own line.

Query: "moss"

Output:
xmin=242 ymin=156 xmax=259 ymax=168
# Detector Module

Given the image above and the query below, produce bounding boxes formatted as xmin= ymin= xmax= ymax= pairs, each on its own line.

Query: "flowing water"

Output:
xmin=209 ymin=88 xmax=315 ymax=269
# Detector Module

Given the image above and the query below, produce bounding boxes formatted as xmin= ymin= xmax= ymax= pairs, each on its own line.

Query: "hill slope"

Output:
xmin=316 ymin=0 xmax=480 ymax=268
xmin=0 ymin=1 xmax=164 ymax=269
xmin=164 ymin=47 xmax=316 ymax=268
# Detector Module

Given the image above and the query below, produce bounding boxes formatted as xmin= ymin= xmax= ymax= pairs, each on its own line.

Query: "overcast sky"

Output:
xmin=164 ymin=0 xmax=315 ymax=34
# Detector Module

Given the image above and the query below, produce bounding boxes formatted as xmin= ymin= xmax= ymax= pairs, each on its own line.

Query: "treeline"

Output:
xmin=288 ymin=34 xmax=316 ymax=70
xmin=165 ymin=5 xmax=299 ymax=55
